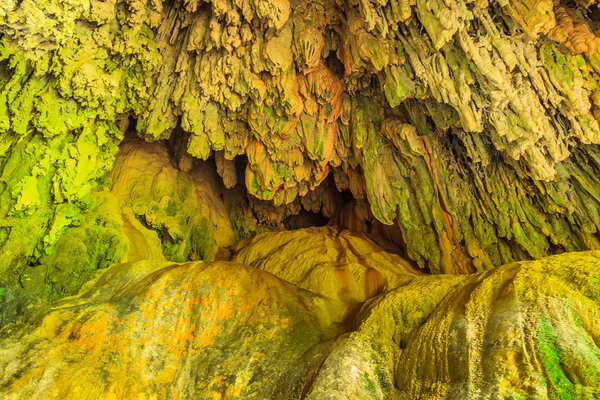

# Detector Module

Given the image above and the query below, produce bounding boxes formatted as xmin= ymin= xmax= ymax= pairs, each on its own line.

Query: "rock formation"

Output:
xmin=1 ymin=0 xmax=600 ymax=397
xmin=2 ymin=0 xmax=600 ymax=277
xmin=1 ymin=229 xmax=599 ymax=398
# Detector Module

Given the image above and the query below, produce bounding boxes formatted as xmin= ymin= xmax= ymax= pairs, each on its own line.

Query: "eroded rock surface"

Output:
xmin=2 ymin=1 xmax=600 ymax=397
xmin=1 ymin=229 xmax=599 ymax=399
xmin=309 ymin=251 xmax=600 ymax=399
xmin=0 ymin=137 xmax=239 ymax=325
xmin=108 ymin=136 xmax=236 ymax=262
xmin=2 ymin=0 xmax=600 ymax=280
xmin=233 ymin=226 xmax=420 ymax=323
xmin=0 ymin=260 xmax=338 ymax=399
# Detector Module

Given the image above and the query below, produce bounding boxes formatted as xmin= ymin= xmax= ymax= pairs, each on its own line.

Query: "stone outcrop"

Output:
xmin=0 ymin=137 xmax=238 ymax=325
xmin=1 ymin=229 xmax=599 ymax=399
xmin=2 ymin=1 xmax=600 ymax=397
xmin=108 ymin=136 xmax=236 ymax=263
xmin=233 ymin=226 xmax=420 ymax=324
xmin=0 ymin=260 xmax=339 ymax=399
xmin=308 ymin=249 xmax=600 ymax=399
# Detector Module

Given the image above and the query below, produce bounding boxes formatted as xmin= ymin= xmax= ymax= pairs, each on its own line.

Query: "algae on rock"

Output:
xmin=0 ymin=0 xmax=162 ymax=286
xmin=1 ymin=228 xmax=599 ymax=399
xmin=2 ymin=0 xmax=600 ymax=284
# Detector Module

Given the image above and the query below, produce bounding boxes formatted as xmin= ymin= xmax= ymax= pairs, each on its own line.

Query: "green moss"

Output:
xmin=363 ymin=372 xmax=375 ymax=393
xmin=190 ymin=217 xmax=217 ymax=260
xmin=537 ymin=317 xmax=576 ymax=399
xmin=383 ymin=65 xmax=415 ymax=107
xmin=18 ymin=189 xmax=128 ymax=301
xmin=0 ymin=0 xmax=161 ymax=285
xmin=0 ymin=284 xmax=40 ymax=329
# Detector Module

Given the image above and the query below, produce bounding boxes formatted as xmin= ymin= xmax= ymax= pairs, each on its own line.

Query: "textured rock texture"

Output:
xmin=308 ymin=248 xmax=600 ymax=399
xmin=0 ymin=260 xmax=338 ymax=399
xmin=108 ymin=136 xmax=236 ymax=262
xmin=233 ymin=226 xmax=420 ymax=324
xmin=1 ymin=228 xmax=599 ymax=399
xmin=0 ymin=0 xmax=160 ymax=276
xmin=2 ymin=0 xmax=600 ymax=279
xmin=0 ymin=137 xmax=238 ymax=328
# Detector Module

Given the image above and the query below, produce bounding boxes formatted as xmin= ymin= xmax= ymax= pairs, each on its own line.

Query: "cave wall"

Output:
xmin=1 ymin=0 xmax=600 ymax=283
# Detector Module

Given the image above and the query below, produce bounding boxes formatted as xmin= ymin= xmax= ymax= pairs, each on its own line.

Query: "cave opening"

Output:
xmin=325 ymin=52 xmax=345 ymax=78
xmin=4 ymin=0 xmax=600 ymax=395
xmin=115 ymin=128 xmax=418 ymax=264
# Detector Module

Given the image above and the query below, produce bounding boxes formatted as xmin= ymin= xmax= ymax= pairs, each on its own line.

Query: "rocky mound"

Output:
xmin=2 ymin=229 xmax=598 ymax=399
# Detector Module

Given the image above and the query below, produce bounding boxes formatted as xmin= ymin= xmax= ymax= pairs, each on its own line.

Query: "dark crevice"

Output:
xmin=326 ymin=52 xmax=345 ymax=79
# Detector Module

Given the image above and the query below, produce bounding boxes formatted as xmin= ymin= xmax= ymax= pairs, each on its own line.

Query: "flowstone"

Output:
xmin=1 ymin=229 xmax=598 ymax=399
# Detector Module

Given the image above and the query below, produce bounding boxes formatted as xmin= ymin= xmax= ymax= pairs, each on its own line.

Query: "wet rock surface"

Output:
xmin=2 ymin=0 xmax=600 ymax=279
xmin=1 ymin=229 xmax=599 ymax=399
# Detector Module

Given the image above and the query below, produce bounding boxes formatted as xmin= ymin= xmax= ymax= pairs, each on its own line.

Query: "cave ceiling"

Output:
xmin=1 ymin=0 xmax=600 ymax=278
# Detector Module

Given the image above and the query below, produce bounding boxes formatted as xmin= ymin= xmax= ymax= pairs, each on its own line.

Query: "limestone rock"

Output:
xmin=108 ymin=136 xmax=236 ymax=262
xmin=3 ymin=0 xmax=600 ymax=397
xmin=233 ymin=226 xmax=420 ymax=323
xmin=307 ymin=251 xmax=600 ymax=399
xmin=0 ymin=0 xmax=162 ymax=284
xmin=1 ymin=230 xmax=599 ymax=398
xmin=2 ymin=0 xmax=600 ymax=275
xmin=0 ymin=136 xmax=241 ymax=306
xmin=0 ymin=260 xmax=338 ymax=399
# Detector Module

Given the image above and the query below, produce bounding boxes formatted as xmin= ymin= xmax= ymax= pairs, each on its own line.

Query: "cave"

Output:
xmin=1 ymin=0 xmax=600 ymax=398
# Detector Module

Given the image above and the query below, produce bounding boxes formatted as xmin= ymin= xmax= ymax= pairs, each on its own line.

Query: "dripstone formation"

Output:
xmin=1 ymin=0 xmax=600 ymax=398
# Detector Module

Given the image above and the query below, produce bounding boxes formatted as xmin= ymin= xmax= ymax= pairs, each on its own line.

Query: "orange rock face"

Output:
xmin=0 ymin=261 xmax=337 ymax=399
xmin=1 ymin=230 xmax=599 ymax=399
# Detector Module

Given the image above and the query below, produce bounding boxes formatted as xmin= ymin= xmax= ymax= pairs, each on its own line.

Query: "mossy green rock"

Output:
xmin=2 ymin=0 xmax=600 ymax=277
xmin=1 ymin=0 xmax=600 ymax=396
xmin=0 ymin=260 xmax=337 ymax=399
xmin=0 ymin=285 xmax=39 ymax=329
xmin=2 ymin=230 xmax=598 ymax=399
xmin=107 ymin=137 xmax=236 ymax=263
xmin=308 ymin=251 xmax=600 ymax=399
